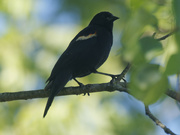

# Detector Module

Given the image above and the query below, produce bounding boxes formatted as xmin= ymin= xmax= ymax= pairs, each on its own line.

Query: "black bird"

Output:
xmin=43 ymin=11 xmax=119 ymax=117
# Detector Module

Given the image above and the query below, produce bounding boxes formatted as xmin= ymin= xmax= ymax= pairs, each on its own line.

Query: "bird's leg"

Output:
xmin=93 ymin=70 xmax=126 ymax=84
xmin=93 ymin=71 xmax=116 ymax=79
xmin=73 ymin=78 xmax=84 ymax=87
xmin=73 ymin=78 xmax=90 ymax=96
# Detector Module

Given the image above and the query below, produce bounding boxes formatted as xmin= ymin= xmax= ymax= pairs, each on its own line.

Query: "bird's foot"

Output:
xmin=93 ymin=70 xmax=126 ymax=83
xmin=110 ymin=73 xmax=126 ymax=85
xmin=73 ymin=78 xmax=90 ymax=96
xmin=83 ymin=93 xmax=90 ymax=96
xmin=77 ymin=82 xmax=90 ymax=96
xmin=79 ymin=84 xmax=90 ymax=96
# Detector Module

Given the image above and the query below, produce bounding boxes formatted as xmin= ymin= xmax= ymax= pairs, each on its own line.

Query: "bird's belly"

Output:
xmin=72 ymin=69 xmax=92 ymax=78
xmin=71 ymin=45 xmax=111 ymax=78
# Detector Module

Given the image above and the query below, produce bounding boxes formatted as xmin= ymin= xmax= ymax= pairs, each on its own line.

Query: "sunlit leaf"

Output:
xmin=130 ymin=0 xmax=146 ymax=9
xmin=173 ymin=0 xmax=180 ymax=27
xmin=121 ymin=8 xmax=157 ymax=63
xmin=130 ymin=64 xmax=168 ymax=105
xmin=172 ymin=0 xmax=180 ymax=50
xmin=139 ymin=36 xmax=163 ymax=61
xmin=165 ymin=53 xmax=180 ymax=75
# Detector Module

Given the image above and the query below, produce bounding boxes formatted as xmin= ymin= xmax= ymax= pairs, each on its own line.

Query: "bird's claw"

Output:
xmin=83 ymin=93 xmax=90 ymax=96
xmin=76 ymin=82 xmax=90 ymax=96
xmin=110 ymin=74 xmax=126 ymax=84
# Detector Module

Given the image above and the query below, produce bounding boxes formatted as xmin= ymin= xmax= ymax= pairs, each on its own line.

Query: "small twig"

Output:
xmin=145 ymin=106 xmax=176 ymax=135
xmin=157 ymin=33 xmax=173 ymax=41
xmin=166 ymin=89 xmax=180 ymax=103
xmin=116 ymin=63 xmax=131 ymax=81
xmin=155 ymin=28 xmax=179 ymax=41
xmin=176 ymin=74 xmax=180 ymax=109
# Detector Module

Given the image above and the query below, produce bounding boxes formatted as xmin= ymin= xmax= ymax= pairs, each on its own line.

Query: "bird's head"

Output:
xmin=89 ymin=11 xmax=119 ymax=31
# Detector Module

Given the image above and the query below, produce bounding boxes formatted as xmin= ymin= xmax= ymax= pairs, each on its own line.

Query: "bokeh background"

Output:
xmin=0 ymin=0 xmax=180 ymax=135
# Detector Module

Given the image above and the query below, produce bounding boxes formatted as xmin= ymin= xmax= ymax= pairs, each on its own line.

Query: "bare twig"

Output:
xmin=157 ymin=32 xmax=173 ymax=41
xmin=116 ymin=63 xmax=131 ymax=81
xmin=145 ymin=106 xmax=176 ymax=135
xmin=166 ymin=89 xmax=180 ymax=103
xmin=176 ymin=74 xmax=180 ymax=109
xmin=155 ymin=28 xmax=179 ymax=41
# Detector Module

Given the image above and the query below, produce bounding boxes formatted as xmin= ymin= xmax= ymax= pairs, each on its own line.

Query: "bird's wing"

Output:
xmin=46 ymin=26 xmax=98 ymax=82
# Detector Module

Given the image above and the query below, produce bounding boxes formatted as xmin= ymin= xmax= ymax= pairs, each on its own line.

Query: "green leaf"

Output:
xmin=130 ymin=0 xmax=147 ymax=10
xmin=121 ymin=8 xmax=158 ymax=63
xmin=172 ymin=0 xmax=180 ymax=50
xmin=139 ymin=37 xmax=163 ymax=61
xmin=173 ymin=0 xmax=180 ymax=27
xmin=165 ymin=53 xmax=180 ymax=75
xmin=130 ymin=64 xmax=168 ymax=105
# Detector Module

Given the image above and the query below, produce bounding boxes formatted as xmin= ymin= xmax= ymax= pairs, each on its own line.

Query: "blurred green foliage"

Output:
xmin=130 ymin=64 xmax=168 ymax=105
xmin=0 ymin=0 xmax=179 ymax=135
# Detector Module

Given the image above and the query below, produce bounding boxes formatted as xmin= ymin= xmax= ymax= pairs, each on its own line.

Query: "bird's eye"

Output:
xmin=106 ymin=16 xmax=111 ymax=20
xmin=105 ymin=15 xmax=113 ymax=21
xmin=102 ymin=14 xmax=110 ymax=19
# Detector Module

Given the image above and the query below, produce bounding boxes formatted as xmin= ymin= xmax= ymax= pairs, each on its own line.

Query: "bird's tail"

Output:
xmin=43 ymin=71 xmax=72 ymax=118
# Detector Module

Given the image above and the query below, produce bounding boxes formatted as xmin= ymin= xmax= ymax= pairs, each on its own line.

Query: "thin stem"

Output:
xmin=145 ymin=106 xmax=176 ymax=135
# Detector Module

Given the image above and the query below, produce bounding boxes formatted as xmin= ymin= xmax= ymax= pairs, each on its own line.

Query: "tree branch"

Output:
xmin=0 ymin=81 xmax=180 ymax=103
xmin=0 ymin=76 xmax=179 ymax=135
xmin=117 ymin=63 xmax=131 ymax=80
xmin=145 ymin=106 xmax=176 ymax=135
xmin=166 ymin=89 xmax=180 ymax=103
xmin=0 ymin=82 xmax=127 ymax=102
xmin=0 ymin=62 xmax=179 ymax=134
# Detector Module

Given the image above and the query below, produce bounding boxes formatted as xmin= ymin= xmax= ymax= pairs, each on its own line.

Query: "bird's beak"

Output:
xmin=107 ymin=15 xmax=119 ymax=22
xmin=111 ymin=16 xmax=119 ymax=21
